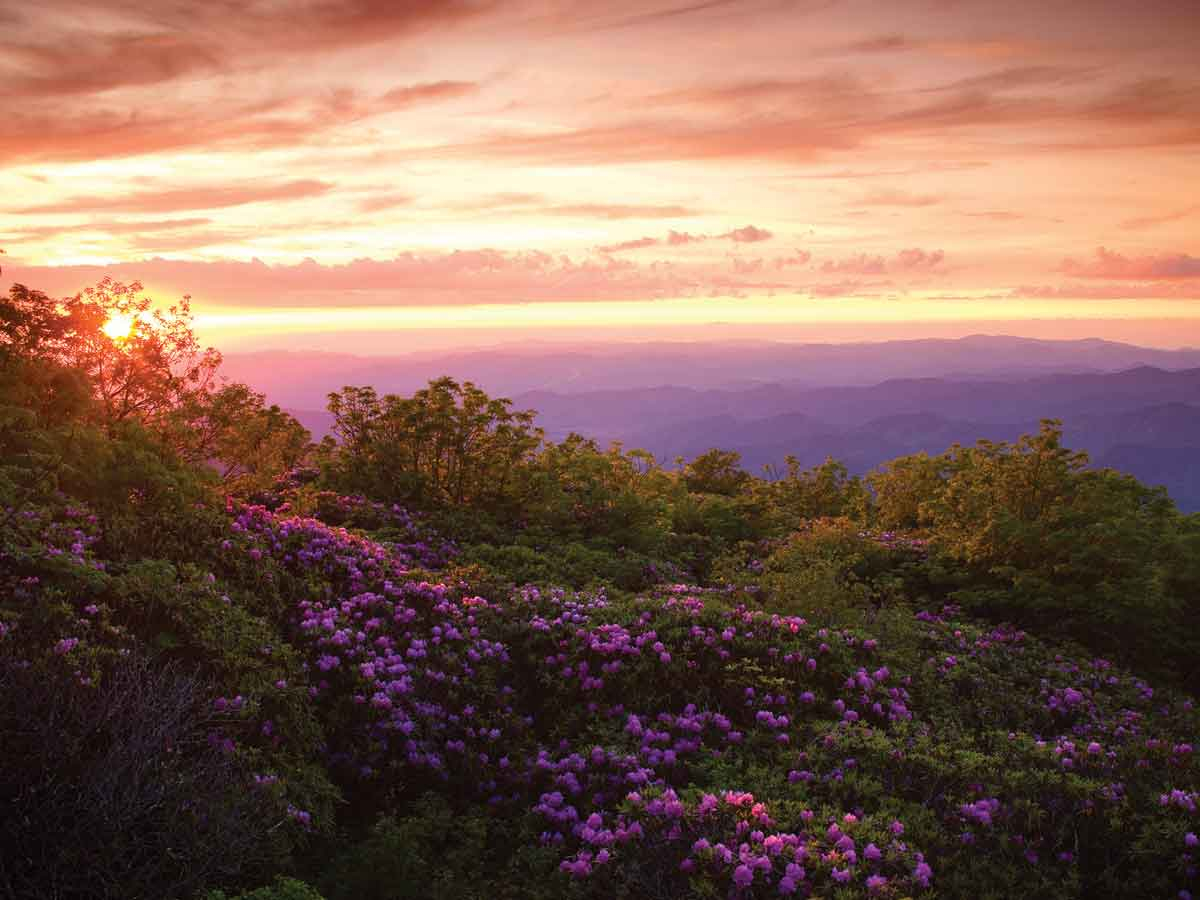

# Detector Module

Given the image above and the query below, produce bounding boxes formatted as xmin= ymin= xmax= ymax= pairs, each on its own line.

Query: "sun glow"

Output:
xmin=102 ymin=312 xmax=136 ymax=340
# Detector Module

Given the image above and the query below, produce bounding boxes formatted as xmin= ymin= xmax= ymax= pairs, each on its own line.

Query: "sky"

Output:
xmin=2 ymin=0 xmax=1199 ymax=351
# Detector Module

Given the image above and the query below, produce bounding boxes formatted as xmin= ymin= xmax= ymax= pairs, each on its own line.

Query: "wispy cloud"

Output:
xmin=858 ymin=189 xmax=941 ymax=208
xmin=598 ymin=237 xmax=660 ymax=253
xmin=18 ymin=180 xmax=334 ymax=215
xmin=539 ymin=203 xmax=700 ymax=219
xmin=1120 ymin=206 xmax=1199 ymax=230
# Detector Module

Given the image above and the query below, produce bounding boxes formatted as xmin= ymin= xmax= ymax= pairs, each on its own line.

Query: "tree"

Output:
xmin=2 ymin=279 xmax=304 ymax=495
xmin=74 ymin=279 xmax=223 ymax=433
xmin=324 ymin=377 xmax=542 ymax=509
xmin=918 ymin=420 xmax=1179 ymax=663
xmin=867 ymin=451 xmax=947 ymax=532
xmin=525 ymin=434 xmax=670 ymax=548
xmin=682 ymin=448 xmax=750 ymax=496
xmin=179 ymin=383 xmax=311 ymax=494
xmin=760 ymin=456 xmax=869 ymax=532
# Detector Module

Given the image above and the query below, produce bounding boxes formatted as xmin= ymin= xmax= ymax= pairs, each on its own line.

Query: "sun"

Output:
xmin=102 ymin=312 xmax=136 ymax=340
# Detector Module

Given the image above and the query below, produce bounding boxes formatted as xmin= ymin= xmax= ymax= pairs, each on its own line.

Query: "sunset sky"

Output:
xmin=2 ymin=0 xmax=1199 ymax=351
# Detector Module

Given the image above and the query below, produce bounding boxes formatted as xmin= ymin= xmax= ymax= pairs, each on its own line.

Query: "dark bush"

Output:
xmin=0 ymin=655 xmax=285 ymax=900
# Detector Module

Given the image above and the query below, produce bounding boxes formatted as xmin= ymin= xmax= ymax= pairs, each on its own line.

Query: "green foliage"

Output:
xmin=885 ymin=421 xmax=1192 ymax=679
xmin=205 ymin=877 xmax=326 ymax=900
xmin=516 ymin=435 xmax=673 ymax=559
xmin=759 ymin=456 xmax=870 ymax=531
xmin=682 ymin=448 xmax=751 ymax=496
xmin=181 ymin=382 xmax=312 ymax=494
xmin=756 ymin=518 xmax=909 ymax=623
xmin=0 ymin=280 xmax=308 ymax=504
xmin=322 ymin=377 xmax=541 ymax=510
xmin=318 ymin=797 xmax=499 ymax=900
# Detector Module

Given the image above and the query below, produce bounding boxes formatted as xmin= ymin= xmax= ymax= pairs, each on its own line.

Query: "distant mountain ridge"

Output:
xmin=284 ymin=364 xmax=1200 ymax=512
xmin=516 ymin=367 xmax=1200 ymax=432
xmin=224 ymin=334 xmax=1200 ymax=406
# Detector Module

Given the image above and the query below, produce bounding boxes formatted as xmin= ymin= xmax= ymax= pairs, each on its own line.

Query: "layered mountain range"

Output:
xmin=219 ymin=336 xmax=1200 ymax=512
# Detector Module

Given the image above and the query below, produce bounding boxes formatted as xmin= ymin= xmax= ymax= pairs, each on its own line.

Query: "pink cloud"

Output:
xmin=378 ymin=81 xmax=479 ymax=109
xmin=1 ymin=1 xmax=493 ymax=106
xmin=539 ymin=203 xmax=699 ymax=219
xmin=598 ymin=225 xmax=777 ymax=252
xmin=722 ymin=225 xmax=773 ymax=242
xmin=820 ymin=248 xmax=945 ymax=276
xmin=774 ymin=250 xmax=813 ymax=269
xmin=0 ymin=218 xmax=213 ymax=242
xmin=805 ymin=280 xmax=870 ymax=298
xmin=1119 ymin=206 xmax=1199 ymax=230
xmin=731 ymin=257 xmax=764 ymax=274
xmin=0 ymin=81 xmax=482 ymax=166
xmin=895 ymin=248 xmax=946 ymax=270
xmin=357 ymin=193 xmax=414 ymax=214
xmin=821 ymin=254 xmax=888 ymax=275
xmin=2 ymin=31 xmax=219 ymax=98
xmin=1060 ymin=247 xmax=1200 ymax=280
xmin=1 ymin=250 xmax=779 ymax=307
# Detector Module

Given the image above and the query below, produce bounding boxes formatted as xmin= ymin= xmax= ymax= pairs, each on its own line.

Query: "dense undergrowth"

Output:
xmin=3 ymin=280 xmax=1199 ymax=899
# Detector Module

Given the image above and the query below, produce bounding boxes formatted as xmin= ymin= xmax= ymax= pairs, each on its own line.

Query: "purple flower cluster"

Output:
xmin=554 ymin=789 xmax=932 ymax=895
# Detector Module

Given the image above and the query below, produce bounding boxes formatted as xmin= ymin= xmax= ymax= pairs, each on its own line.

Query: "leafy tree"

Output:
xmin=867 ymin=451 xmax=947 ymax=532
xmin=906 ymin=421 xmax=1181 ymax=667
xmin=523 ymin=434 xmax=670 ymax=548
xmin=181 ymin=383 xmax=311 ymax=494
xmin=759 ymin=456 xmax=869 ymax=532
xmin=1 ymin=280 xmax=305 ymax=499
xmin=8 ymin=278 xmax=222 ymax=436
xmin=682 ymin=448 xmax=750 ymax=496
xmin=324 ymin=377 xmax=542 ymax=509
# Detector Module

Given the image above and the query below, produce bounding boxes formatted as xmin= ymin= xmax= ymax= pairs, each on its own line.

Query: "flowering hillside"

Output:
xmin=5 ymin=491 xmax=1199 ymax=899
